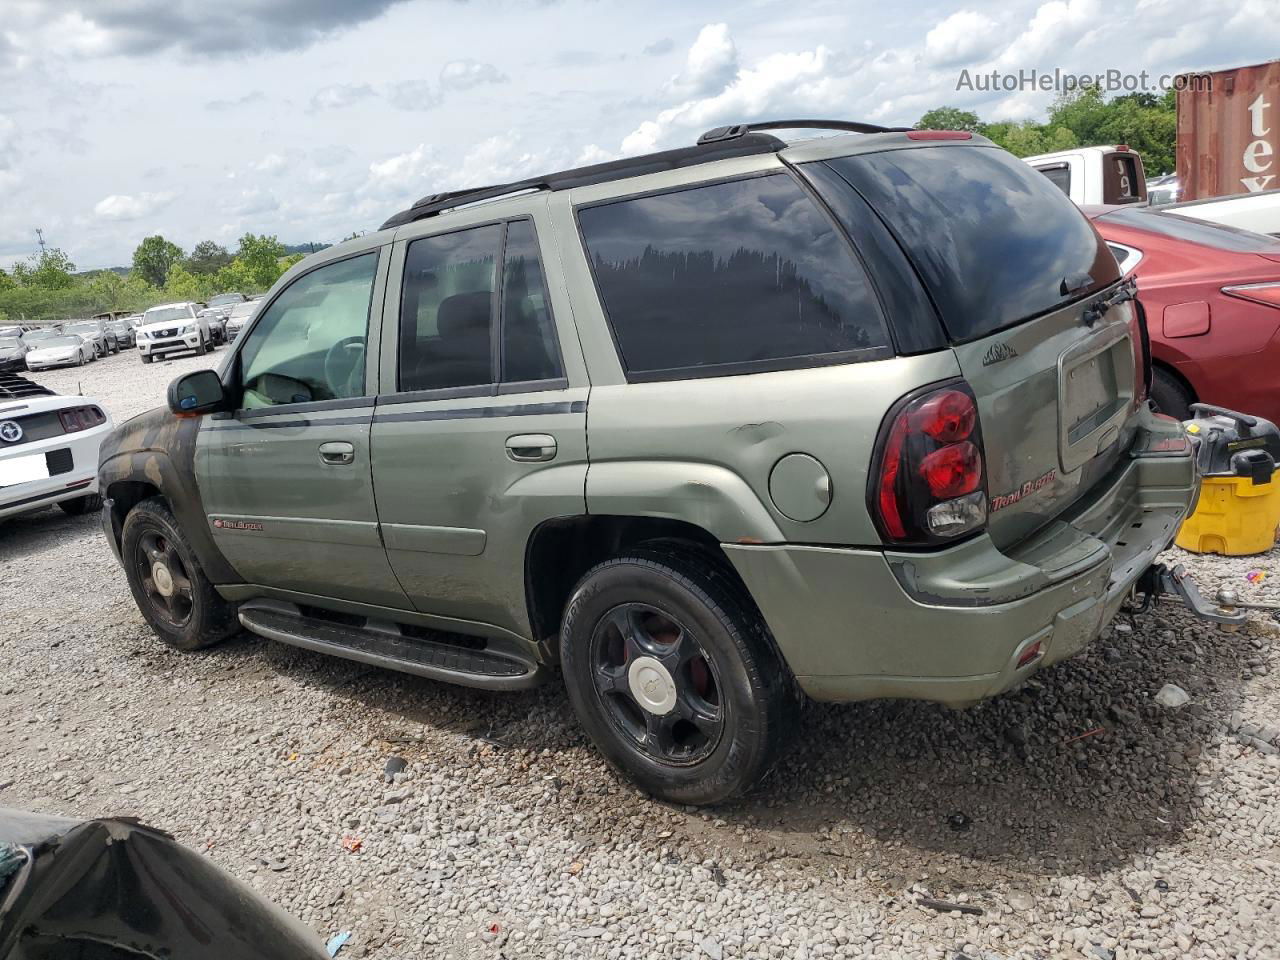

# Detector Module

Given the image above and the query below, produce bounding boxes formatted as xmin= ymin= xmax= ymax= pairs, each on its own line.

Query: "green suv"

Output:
xmin=99 ymin=121 xmax=1200 ymax=804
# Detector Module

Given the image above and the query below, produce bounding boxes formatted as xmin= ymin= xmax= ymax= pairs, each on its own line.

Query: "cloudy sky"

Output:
xmin=1 ymin=0 xmax=1276 ymax=271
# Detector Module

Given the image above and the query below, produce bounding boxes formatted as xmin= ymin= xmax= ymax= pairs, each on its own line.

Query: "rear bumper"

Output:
xmin=726 ymin=443 xmax=1197 ymax=706
xmin=0 ymin=431 xmax=107 ymax=521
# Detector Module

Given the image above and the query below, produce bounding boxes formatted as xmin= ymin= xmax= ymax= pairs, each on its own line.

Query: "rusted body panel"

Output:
xmin=1177 ymin=60 xmax=1280 ymax=201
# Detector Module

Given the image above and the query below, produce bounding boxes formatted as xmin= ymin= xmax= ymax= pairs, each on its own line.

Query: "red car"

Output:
xmin=1086 ymin=205 xmax=1280 ymax=423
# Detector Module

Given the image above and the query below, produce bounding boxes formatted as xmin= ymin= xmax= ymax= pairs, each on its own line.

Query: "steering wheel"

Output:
xmin=323 ymin=336 xmax=366 ymax=398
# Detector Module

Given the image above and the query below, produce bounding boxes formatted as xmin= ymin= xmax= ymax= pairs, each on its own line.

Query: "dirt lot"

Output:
xmin=2 ymin=349 xmax=1278 ymax=959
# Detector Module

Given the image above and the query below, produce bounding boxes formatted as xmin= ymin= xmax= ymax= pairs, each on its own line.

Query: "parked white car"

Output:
xmin=1024 ymin=145 xmax=1147 ymax=206
xmin=135 ymin=302 xmax=214 ymax=363
xmin=1162 ymin=189 xmax=1280 ymax=237
xmin=0 ymin=373 xmax=114 ymax=520
xmin=25 ymin=335 xmax=95 ymax=370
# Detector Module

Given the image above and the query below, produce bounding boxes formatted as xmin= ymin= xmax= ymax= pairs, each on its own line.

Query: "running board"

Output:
xmin=238 ymin=600 xmax=547 ymax=691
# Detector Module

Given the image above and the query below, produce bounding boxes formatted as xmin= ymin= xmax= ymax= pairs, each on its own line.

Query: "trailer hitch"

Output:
xmin=1134 ymin=563 xmax=1248 ymax=626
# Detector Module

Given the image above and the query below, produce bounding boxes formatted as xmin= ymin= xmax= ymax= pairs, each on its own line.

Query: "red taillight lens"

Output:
xmin=870 ymin=381 xmax=988 ymax=545
xmin=912 ymin=389 xmax=975 ymax=443
xmin=919 ymin=441 xmax=982 ymax=498
xmin=59 ymin=405 xmax=106 ymax=433
xmin=906 ymin=130 xmax=972 ymax=140
xmin=1222 ymin=283 xmax=1280 ymax=309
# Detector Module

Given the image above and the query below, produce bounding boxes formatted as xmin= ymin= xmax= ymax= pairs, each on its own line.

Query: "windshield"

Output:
xmin=143 ymin=306 xmax=194 ymax=324
xmin=229 ymin=302 xmax=257 ymax=319
xmin=816 ymin=145 xmax=1118 ymax=343
xmin=41 ymin=336 xmax=82 ymax=348
xmin=64 ymin=322 xmax=98 ymax=334
xmin=23 ymin=328 xmax=58 ymax=339
xmin=0 ymin=337 xmax=22 ymax=350
xmin=208 ymin=294 xmax=244 ymax=306
xmin=1101 ymin=206 xmax=1280 ymax=252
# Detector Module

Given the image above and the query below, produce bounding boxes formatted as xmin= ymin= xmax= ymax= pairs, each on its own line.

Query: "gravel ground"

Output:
xmin=2 ymin=349 xmax=1278 ymax=960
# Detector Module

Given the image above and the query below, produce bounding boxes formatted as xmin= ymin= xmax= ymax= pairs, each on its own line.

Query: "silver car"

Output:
xmin=25 ymin=334 xmax=95 ymax=369
xmin=62 ymin=319 xmax=118 ymax=357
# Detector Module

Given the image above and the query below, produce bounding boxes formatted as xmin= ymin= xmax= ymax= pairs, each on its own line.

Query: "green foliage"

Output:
xmin=915 ymin=107 xmax=984 ymax=132
xmin=186 ymin=240 xmax=234 ymax=276
xmin=0 ymin=267 xmax=13 ymax=292
xmin=915 ymin=87 xmax=1176 ymax=172
xmin=11 ymin=248 xmax=77 ymax=289
xmin=132 ymin=235 xmax=185 ymax=288
xmin=235 ymin=233 xmax=288 ymax=289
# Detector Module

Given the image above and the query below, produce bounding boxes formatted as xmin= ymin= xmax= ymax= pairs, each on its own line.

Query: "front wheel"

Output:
xmin=560 ymin=552 xmax=798 ymax=806
xmin=121 ymin=498 xmax=239 ymax=651
xmin=141 ymin=353 xmax=153 ymax=364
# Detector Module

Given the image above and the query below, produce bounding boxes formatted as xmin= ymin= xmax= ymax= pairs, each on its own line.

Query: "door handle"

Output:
xmin=505 ymin=434 xmax=557 ymax=462
xmin=318 ymin=441 xmax=355 ymax=465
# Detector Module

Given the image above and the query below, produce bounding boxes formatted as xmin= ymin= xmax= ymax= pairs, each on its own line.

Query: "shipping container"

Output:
xmin=1177 ymin=59 xmax=1280 ymax=201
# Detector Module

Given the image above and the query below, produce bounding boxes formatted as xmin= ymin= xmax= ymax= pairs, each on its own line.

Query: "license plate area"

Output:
xmin=0 ymin=453 xmax=51 ymax=488
xmin=1058 ymin=321 xmax=1134 ymax=474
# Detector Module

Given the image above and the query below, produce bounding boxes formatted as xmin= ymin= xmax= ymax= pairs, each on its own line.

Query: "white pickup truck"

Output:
xmin=1025 ymin=145 xmax=1148 ymax=206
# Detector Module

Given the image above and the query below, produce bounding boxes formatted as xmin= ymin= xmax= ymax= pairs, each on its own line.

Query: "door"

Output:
xmin=371 ymin=214 xmax=588 ymax=639
xmin=196 ymin=249 xmax=410 ymax=609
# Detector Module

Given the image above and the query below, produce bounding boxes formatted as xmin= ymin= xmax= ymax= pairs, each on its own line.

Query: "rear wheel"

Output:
xmin=122 ymin=498 xmax=238 ymax=651
xmin=1151 ymin=368 xmax=1193 ymax=421
xmin=561 ymin=551 xmax=798 ymax=805
xmin=58 ymin=493 xmax=102 ymax=515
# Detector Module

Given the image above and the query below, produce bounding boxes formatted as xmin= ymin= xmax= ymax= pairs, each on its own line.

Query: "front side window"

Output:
xmin=1038 ymin=164 xmax=1072 ymax=195
xmin=237 ymin=253 xmax=377 ymax=408
xmin=577 ymin=173 xmax=889 ymax=379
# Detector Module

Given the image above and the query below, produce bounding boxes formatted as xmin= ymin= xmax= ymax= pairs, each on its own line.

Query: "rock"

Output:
xmin=947 ymin=812 xmax=971 ymax=832
xmin=1153 ymin=684 xmax=1190 ymax=708
xmin=1006 ymin=891 xmax=1034 ymax=912
xmin=700 ymin=936 xmax=724 ymax=959
xmin=383 ymin=756 xmax=408 ymax=782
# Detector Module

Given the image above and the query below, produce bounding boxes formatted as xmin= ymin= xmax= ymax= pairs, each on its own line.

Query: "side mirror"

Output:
xmin=168 ymin=369 xmax=228 ymax=415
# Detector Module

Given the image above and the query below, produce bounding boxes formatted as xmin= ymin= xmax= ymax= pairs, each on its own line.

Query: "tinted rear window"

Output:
xmin=1104 ymin=206 xmax=1280 ymax=252
xmin=578 ymin=173 xmax=890 ymax=379
xmin=821 ymin=146 xmax=1118 ymax=343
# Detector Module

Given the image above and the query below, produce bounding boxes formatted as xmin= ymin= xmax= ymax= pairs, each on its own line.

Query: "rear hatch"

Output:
xmin=813 ymin=143 xmax=1135 ymax=548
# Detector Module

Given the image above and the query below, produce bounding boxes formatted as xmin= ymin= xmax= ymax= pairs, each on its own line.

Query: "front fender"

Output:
xmin=97 ymin=407 xmax=242 ymax=584
xmin=585 ymin=460 xmax=785 ymax=544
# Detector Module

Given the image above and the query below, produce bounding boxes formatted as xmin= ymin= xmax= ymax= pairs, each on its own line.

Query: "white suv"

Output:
xmin=136 ymin=302 xmax=214 ymax=363
xmin=1 ymin=373 xmax=114 ymax=520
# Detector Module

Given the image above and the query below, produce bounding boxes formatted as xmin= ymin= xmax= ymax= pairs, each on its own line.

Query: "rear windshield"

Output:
xmin=818 ymin=146 xmax=1119 ymax=343
xmin=1102 ymin=206 xmax=1280 ymax=252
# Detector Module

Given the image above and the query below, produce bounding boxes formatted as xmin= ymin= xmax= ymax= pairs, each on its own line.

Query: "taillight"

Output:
xmin=1222 ymin=282 xmax=1280 ymax=309
xmin=905 ymin=130 xmax=972 ymax=141
xmin=59 ymin=405 xmax=106 ymax=433
xmin=870 ymin=381 xmax=988 ymax=545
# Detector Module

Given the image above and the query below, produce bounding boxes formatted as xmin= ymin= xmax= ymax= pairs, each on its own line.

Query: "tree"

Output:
xmin=0 ymin=267 xmax=13 ymax=292
xmin=915 ymin=107 xmax=983 ymax=132
xmin=164 ymin=264 xmax=209 ymax=302
xmin=185 ymin=240 xmax=233 ymax=276
xmin=234 ymin=233 xmax=287 ymax=289
xmin=132 ymin=235 xmax=185 ymax=287
xmin=10 ymin=247 xmax=76 ymax=289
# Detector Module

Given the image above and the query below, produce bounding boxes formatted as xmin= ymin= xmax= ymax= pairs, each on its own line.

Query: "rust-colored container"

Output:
xmin=1176 ymin=60 xmax=1280 ymax=201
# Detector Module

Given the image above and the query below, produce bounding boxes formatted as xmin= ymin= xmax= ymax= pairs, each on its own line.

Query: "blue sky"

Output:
xmin=1 ymin=0 xmax=1276 ymax=270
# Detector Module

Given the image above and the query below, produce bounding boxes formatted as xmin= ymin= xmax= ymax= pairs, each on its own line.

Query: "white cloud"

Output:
xmin=309 ymin=83 xmax=375 ymax=111
xmin=252 ymin=153 xmax=287 ymax=174
xmin=93 ymin=191 xmax=176 ymax=221
xmin=665 ymin=23 xmax=738 ymax=96
xmin=231 ymin=189 xmax=280 ymax=216
xmin=385 ymin=79 xmax=441 ymax=112
xmin=624 ymin=30 xmax=847 ymax=154
xmin=924 ymin=11 xmax=1003 ymax=67
xmin=438 ymin=59 xmax=508 ymax=92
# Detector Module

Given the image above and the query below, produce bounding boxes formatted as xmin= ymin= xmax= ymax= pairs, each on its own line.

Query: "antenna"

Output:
xmin=35 ymin=228 xmax=47 ymax=255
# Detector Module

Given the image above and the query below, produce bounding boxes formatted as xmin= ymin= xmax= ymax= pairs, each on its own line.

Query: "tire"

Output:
xmin=121 ymin=497 xmax=238 ymax=651
xmin=58 ymin=493 xmax=102 ymax=515
xmin=198 ymin=335 xmax=209 ymax=356
xmin=141 ymin=353 xmax=153 ymax=364
xmin=560 ymin=550 xmax=799 ymax=806
xmin=1151 ymin=367 xmax=1193 ymax=422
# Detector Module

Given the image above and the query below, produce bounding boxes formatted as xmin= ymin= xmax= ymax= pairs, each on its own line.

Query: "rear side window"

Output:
xmin=1104 ymin=206 xmax=1280 ymax=253
xmin=1036 ymin=164 xmax=1072 ymax=196
xmin=1104 ymin=153 xmax=1142 ymax=203
xmin=822 ymin=147 xmax=1119 ymax=343
xmin=578 ymin=173 xmax=890 ymax=380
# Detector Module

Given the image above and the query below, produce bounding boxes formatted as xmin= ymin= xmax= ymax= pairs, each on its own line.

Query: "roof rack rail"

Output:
xmin=379 ymin=132 xmax=787 ymax=230
xmin=697 ymin=119 xmax=909 ymax=145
